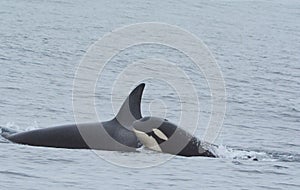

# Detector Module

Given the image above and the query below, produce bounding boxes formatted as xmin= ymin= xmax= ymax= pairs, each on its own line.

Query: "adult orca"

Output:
xmin=132 ymin=116 xmax=216 ymax=157
xmin=1 ymin=83 xmax=145 ymax=152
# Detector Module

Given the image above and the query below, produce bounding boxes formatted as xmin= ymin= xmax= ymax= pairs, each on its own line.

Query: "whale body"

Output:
xmin=1 ymin=84 xmax=145 ymax=152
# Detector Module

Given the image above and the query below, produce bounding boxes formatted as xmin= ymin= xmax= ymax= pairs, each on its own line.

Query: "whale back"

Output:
xmin=2 ymin=83 xmax=146 ymax=151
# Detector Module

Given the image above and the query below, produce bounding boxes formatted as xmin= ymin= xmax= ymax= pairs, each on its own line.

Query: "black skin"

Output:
xmin=146 ymin=127 xmax=216 ymax=157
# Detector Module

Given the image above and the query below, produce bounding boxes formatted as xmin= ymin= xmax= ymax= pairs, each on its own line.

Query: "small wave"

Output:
xmin=1 ymin=87 xmax=21 ymax=91
xmin=275 ymin=182 xmax=300 ymax=188
xmin=46 ymin=158 xmax=76 ymax=163
xmin=0 ymin=170 xmax=41 ymax=179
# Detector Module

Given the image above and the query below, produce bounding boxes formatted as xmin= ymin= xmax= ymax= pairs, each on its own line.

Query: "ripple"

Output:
xmin=272 ymin=165 xmax=289 ymax=169
xmin=0 ymin=170 xmax=42 ymax=179
xmin=275 ymin=183 xmax=300 ymax=188
xmin=46 ymin=158 xmax=76 ymax=163
xmin=236 ymin=169 xmax=263 ymax=174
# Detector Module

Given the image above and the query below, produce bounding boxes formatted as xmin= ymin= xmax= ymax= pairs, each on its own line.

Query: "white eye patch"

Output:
xmin=133 ymin=129 xmax=162 ymax=152
xmin=153 ymin=129 xmax=168 ymax=141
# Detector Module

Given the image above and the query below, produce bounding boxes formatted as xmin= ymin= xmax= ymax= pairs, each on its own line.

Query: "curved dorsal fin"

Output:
xmin=114 ymin=83 xmax=145 ymax=128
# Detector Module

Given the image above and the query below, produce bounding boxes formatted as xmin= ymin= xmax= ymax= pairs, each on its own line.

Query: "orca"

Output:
xmin=132 ymin=116 xmax=216 ymax=157
xmin=1 ymin=83 xmax=145 ymax=152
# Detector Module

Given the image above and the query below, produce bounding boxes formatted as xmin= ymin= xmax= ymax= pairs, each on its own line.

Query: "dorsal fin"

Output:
xmin=114 ymin=83 xmax=145 ymax=128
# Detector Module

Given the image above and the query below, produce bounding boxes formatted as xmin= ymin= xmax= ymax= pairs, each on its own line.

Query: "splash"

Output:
xmin=212 ymin=145 xmax=300 ymax=162
xmin=0 ymin=121 xmax=40 ymax=132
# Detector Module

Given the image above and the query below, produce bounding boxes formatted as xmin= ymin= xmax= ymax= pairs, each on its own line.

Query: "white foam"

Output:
xmin=212 ymin=145 xmax=276 ymax=162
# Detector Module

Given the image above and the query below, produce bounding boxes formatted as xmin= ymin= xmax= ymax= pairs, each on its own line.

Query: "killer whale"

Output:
xmin=132 ymin=116 xmax=216 ymax=157
xmin=1 ymin=83 xmax=145 ymax=152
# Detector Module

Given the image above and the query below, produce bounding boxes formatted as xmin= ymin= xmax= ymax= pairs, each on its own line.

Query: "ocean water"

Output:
xmin=0 ymin=0 xmax=299 ymax=189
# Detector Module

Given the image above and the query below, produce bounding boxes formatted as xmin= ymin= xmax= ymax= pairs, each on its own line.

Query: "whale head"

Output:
xmin=132 ymin=116 xmax=216 ymax=157
xmin=132 ymin=117 xmax=177 ymax=152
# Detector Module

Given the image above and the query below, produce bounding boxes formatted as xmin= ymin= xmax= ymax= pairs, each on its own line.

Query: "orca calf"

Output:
xmin=133 ymin=117 xmax=216 ymax=157
xmin=1 ymin=84 xmax=145 ymax=152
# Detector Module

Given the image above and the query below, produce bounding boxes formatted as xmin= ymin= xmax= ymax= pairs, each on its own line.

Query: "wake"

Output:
xmin=212 ymin=145 xmax=300 ymax=163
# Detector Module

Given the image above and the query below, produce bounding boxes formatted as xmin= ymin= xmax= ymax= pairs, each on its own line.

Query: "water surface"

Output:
xmin=0 ymin=0 xmax=299 ymax=189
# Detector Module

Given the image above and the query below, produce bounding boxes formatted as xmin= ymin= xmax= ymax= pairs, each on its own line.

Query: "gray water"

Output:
xmin=0 ymin=0 xmax=300 ymax=189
